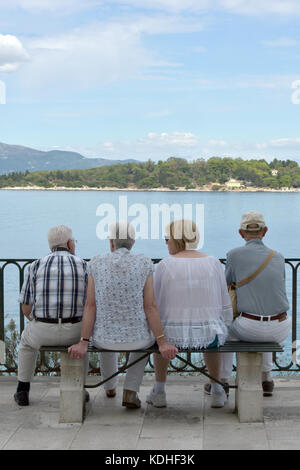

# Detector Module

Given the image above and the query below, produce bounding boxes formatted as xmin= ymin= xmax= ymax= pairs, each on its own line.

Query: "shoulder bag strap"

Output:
xmin=235 ymin=250 xmax=275 ymax=288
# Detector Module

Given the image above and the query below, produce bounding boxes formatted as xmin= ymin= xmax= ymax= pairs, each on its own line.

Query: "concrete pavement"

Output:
xmin=1 ymin=375 xmax=300 ymax=450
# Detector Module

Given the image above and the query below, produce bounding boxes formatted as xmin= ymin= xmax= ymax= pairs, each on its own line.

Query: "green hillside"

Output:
xmin=0 ymin=157 xmax=299 ymax=190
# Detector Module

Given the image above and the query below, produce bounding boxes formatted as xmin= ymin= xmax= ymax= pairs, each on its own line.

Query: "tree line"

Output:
xmin=0 ymin=157 xmax=300 ymax=190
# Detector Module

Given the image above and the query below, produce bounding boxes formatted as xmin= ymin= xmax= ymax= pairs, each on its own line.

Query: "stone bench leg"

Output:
xmin=235 ymin=352 xmax=263 ymax=423
xmin=59 ymin=352 xmax=85 ymax=424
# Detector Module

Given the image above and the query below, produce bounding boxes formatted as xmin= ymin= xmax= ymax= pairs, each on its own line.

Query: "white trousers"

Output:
xmin=94 ymin=338 xmax=154 ymax=392
xmin=18 ymin=319 xmax=88 ymax=382
xmin=220 ymin=315 xmax=292 ymax=379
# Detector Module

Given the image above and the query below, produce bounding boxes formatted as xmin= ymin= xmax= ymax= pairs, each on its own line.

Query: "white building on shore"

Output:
xmin=225 ymin=178 xmax=242 ymax=189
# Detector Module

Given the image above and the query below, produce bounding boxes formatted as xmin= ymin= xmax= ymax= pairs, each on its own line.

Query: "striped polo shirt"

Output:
xmin=19 ymin=248 xmax=88 ymax=320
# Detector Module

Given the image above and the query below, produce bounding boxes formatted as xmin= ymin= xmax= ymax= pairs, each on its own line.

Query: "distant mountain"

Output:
xmin=0 ymin=142 xmax=139 ymax=174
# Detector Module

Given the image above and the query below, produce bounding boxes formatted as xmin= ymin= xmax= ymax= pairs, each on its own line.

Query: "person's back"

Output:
xmin=155 ymin=256 xmax=232 ymax=348
xmin=226 ymin=239 xmax=289 ymax=316
xmin=15 ymin=225 xmax=88 ymax=407
xmin=88 ymin=248 xmax=154 ymax=344
xmin=28 ymin=250 xmax=87 ymax=321
xmin=222 ymin=211 xmax=291 ymax=397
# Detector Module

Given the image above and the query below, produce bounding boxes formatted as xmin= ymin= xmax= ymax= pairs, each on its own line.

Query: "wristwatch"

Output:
xmin=80 ymin=337 xmax=89 ymax=342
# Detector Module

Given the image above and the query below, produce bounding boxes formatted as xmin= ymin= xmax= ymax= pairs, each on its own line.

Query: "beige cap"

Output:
xmin=240 ymin=210 xmax=266 ymax=231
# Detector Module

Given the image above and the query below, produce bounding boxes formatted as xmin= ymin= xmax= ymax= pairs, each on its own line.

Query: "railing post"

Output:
xmin=0 ymin=264 xmax=4 ymax=363
xmin=0 ymin=265 xmax=4 ymax=342
xmin=292 ymin=263 xmax=299 ymax=363
xmin=19 ymin=266 xmax=25 ymax=335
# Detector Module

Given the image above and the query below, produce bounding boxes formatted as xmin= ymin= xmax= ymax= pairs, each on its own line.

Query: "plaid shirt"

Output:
xmin=19 ymin=248 xmax=88 ymax=320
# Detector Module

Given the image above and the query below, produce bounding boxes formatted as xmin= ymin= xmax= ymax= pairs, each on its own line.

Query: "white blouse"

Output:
xmin=154 ymin=256 xmax=233 ymax=349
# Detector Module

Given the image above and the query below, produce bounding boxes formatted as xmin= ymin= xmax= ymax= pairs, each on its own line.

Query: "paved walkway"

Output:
xmin=1 ymin=375 xmax=300 ymax=450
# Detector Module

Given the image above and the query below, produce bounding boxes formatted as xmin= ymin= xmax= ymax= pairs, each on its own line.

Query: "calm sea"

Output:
xmin=1 ymin=189 xmax=299 ymax=367
xmin=1 ymin=189 xmax=300 ymax=259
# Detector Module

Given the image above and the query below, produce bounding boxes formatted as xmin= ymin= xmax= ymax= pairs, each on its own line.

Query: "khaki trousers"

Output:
xmin=18 ymin=319 xmax=87 ymax=382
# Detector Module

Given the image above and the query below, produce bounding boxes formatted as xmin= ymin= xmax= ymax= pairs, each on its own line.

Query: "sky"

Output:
xmin=0 ymin=0 xmax=300 ymax=162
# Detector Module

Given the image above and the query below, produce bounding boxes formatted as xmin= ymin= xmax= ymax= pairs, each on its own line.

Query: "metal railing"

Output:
xmin=1 ymin=258 xmax=300 ymax=374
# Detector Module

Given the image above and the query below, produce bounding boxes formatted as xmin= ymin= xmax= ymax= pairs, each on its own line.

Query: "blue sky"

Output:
xmin=1 ymin=0 xmax=300 ymax=161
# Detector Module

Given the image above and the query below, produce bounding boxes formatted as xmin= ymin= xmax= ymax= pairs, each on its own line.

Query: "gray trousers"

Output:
xmin=18 ymin=319 xmax=88 ymax=382
xmin=94 ymin=338 xmax=154 ymax=392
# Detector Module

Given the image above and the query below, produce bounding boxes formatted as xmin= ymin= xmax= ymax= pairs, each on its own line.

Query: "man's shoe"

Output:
xmin=122 ymin=389 xmax=141 ymax=409
xmin=14 ymin=391 xmax=29 ymax=406
xmin=146 ymin=389 xmax=167 ymax=408
xmin=204 ymin=382 xmax=230 ymax=398
xmin=262 ymin=380 xmax=274 ymax=397
xmin=106 ymin=389 xmax=116 ymax=398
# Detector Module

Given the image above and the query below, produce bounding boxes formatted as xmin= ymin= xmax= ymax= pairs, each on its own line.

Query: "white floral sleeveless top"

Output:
xmin=87 ymin=248 xmax=154 ymax=344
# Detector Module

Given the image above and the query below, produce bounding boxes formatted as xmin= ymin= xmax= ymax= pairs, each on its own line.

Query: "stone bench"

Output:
xmin=40 ymin=341 xmax=283 ymax=424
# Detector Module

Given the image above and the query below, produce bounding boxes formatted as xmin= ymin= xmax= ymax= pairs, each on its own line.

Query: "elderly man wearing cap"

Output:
xmin=206 ymin=211 xmax=291 ymax=397
xmin=14 ymin=225 xmax=88 ymax=406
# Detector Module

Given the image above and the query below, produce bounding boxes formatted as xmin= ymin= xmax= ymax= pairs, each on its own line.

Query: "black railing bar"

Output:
xmin=2 ymin=258 xmax=300 ymax=262
xmin=1 ymin=257 xmax=299 ymax=373
xmin=174 ymin=354 xmax=236 ymax=389
xmin=85 ymin=352 xmax=151 ymax=388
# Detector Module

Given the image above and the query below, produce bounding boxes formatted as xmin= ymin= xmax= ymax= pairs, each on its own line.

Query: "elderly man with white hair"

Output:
xmin=14 ymin=225 xmax=88 ymax=406
xmin=68 ymin=221 xmax=178 ymax=409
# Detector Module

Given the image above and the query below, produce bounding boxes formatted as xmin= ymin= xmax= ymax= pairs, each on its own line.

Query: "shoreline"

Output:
xmin=0 ymin=185 xmax=299 ymax=193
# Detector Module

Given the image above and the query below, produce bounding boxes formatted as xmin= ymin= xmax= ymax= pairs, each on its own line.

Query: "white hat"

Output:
xmin=240 ymin=211 xmax=266 ymax=231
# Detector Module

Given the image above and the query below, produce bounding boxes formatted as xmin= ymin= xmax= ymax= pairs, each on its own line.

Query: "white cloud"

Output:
xmin=145 ymin=131 xmax=199 ymax=146
xmin=0 ymin=0 xmax=99 ymax=13
xmin=15 ymin=14 xmax=204 ymax=91
xmin=204 ymin=137 xmax=300 ymax=159
xmin=2 ymin=0 xmax=300 ymax=16
xmin=262 ymin=38 xmax=300 ymax=47
xmin=0 ymin=34 xmax=29 ymax=72
xmin=108 ymin=0 xmax=211 ymax=13
xmin=65 ymin=132 xmax=201 ymax=160
xmin=113 ymin=0 xmax=300 ymax=16
xmin=267 ymin=138 xmax=300 ymax=148
xmin=194 ymin=74 xmax=299 ymax=90
xmin=63 ymin=133 xmax=300 ymax=162
xmin=129 ymin=15 xmax=205 ymax=35
xmin=218 ymin=0 xmax=300 ymax=16
xmin=20 ymin=22 xmax=150 ymax=89
xmin=102 ymin=141 xmax=114 ymax=151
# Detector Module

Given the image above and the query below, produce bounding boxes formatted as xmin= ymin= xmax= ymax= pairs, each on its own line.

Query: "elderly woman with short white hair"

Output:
xmin=146 ymin=219 xmax=233 ymax=409
xmin=69 ymin=221 xmax=177 ymax=409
